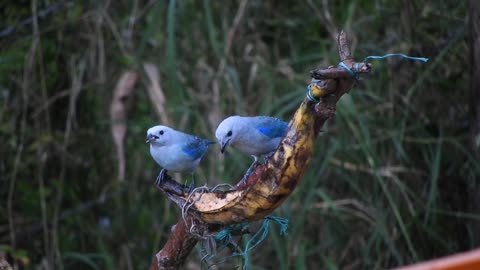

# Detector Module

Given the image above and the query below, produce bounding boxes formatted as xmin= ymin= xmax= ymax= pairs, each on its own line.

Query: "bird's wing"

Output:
xmin=254 ymin=117 xmax=288 ymax=138
xmin=181 ymin=138 xmax=214 ymax=160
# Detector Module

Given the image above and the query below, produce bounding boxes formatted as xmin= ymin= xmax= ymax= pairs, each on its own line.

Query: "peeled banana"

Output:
xmin=160 ymin=80 xmax=334 ymax=225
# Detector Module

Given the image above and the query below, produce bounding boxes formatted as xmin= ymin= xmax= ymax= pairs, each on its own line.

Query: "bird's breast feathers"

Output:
xmin=150 ymin=144 xmax=199 ymax=172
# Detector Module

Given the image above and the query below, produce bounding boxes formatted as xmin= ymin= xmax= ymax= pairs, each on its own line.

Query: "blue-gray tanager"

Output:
xmin=215 ymin=116 xmax=288 ymax=181
xmin=146 ymin=125 xmax=214 ymax=188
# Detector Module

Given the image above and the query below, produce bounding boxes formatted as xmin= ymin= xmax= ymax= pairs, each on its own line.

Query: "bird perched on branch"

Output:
xmin=146 ymin=125 xmax=214 ymax=189
xmin=215 ymin=116 xmax=289 ymax=182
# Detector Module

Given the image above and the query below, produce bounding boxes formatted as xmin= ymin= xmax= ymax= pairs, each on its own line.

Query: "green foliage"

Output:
xmin=0 ymin=0 xmax=476 ymax=269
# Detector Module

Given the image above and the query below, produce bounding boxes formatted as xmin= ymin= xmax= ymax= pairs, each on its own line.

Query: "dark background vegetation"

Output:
xmin=1 ymin=0 xmax=478 ymax=269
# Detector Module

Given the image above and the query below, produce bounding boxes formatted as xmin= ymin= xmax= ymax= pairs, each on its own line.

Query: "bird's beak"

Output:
xmin=146 ymin=134 xmax=156 ymax=143
xmin=220 ymin=139 xmax=230 ymax=153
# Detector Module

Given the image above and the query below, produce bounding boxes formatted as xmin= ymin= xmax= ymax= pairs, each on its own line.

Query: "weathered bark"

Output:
xmin=148 ymin=218 xmax=197 ymax=270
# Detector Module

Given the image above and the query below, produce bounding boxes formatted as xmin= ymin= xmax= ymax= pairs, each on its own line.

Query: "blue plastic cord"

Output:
xmin=338 ymin=61 xmax=356 ymax=77
xmin=363 ymin=53 xmax=429 ymax=63
xmin=337 ymin=53 xmax=428 ymax=80
xmin=306 ymin=79 xmax=321 ymax=103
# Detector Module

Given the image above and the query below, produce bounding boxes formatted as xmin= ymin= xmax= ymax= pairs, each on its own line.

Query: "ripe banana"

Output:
xmin=160 ymin=80 xmax=334 ymax=225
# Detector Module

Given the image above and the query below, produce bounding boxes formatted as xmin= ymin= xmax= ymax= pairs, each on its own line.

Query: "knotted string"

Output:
xmin=207 ymin=216 xmax=289 ymax=270
xmin=240 ymin=216 xmax=288 ymax=269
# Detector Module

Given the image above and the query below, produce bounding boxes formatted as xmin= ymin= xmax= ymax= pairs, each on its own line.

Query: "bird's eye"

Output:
xmin=227 ymin=131 xmax=232 ymax=137
xmin=159 ymin=130 xmax=164 ymax=135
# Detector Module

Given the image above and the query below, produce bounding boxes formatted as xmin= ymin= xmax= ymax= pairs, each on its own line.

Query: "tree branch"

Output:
xmin=149 ymin=218 xmax=197 ymax=270
xmin=149 ymin=30 xmax=371 ymax=269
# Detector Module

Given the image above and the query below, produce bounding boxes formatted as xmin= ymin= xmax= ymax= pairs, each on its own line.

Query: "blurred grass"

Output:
xmin=0 ymin=0 xmax=477 ymax=269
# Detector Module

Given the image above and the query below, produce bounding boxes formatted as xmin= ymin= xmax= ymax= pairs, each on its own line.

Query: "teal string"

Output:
xmin=338 ymin=61 xmax=359 ymax=79
xmin=210 ymin=216 xmax=289 ymax=270
xmin=363 ymin=53 xmax=429 ymax=63
xmin=241 ymin=219 xmax=270 ymax=269
xmin=338 ymin=62 xmax=356 ymax=77
xmin=241 ymin=216 xmax=289 ymax=270
xmin=213 ymin=229 xmax=230 ymax=241
xmin=266 ymin=216 xmax=289 ymax=235
xmin=206 ymin=223 xmax=248 ymax=266
xmin=214 ymin=223 xmax=248 ymax=243
xmin=337 ymin=53 xmax=428 ymax=80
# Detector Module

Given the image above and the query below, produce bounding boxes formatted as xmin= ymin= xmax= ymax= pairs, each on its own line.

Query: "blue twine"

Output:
xmin=338 ymin=62 xmax=356 ymax=77
xmin=240 ymin=216 xmax=289 ymax=269
xmin=213 ymin=223 xmax=248 ymax=250
xmin=337 ymin=53 xmax=428 ymax=79
xmin=210 ymin=216 xmax=289 ymax=270
xmin=363 ymin=53 xmax=429 ymax=63
xmin=267 ymin=216 xmax=289 ymax=235
xmin=338 ymin=61 xmax=359 ymax=80
xmin=306 ymin=79 xmax=321 ymax=103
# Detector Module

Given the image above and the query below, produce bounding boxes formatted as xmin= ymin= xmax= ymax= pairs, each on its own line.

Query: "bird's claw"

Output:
xmin=264 ymin=151 xmax=275 ymax=162
xmin=240 ymin=169 xmax=254 ymax=184
xmin=239 ymin=160 xmax=259 ymax=185
xmin=187 ymin=183 xmax=196 ymax=194
xmin=239 ymin=175 xmax=249 ymax=185
xmin=155 ymin=169 xmax=167 ymax=187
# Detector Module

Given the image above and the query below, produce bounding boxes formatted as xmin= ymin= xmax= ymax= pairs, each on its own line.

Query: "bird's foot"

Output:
xmin=264 ymin=151 xmax=275 ymax=162
xmin=187 ymin=183 xmax=196 ymax=194
xmin=240 ymin=161 xmax=259 ymax=184
xmin=186 ymin=174 xmax=196 ymax=194
xmin=155 ymin=169 xmax=168 ymax=187
xmin=239 ymin=175 xmax=249 ymax=185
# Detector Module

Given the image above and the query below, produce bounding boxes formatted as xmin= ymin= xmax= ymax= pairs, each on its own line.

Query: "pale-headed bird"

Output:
xmin=215 ymin=116 xmax=288 ymax=182
xmin=146 ymin=125 xmax=214 ymax=189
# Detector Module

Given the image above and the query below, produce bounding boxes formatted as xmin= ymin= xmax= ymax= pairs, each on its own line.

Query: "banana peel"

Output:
xmin=157 ymin=78 xmax=349 ymax=224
